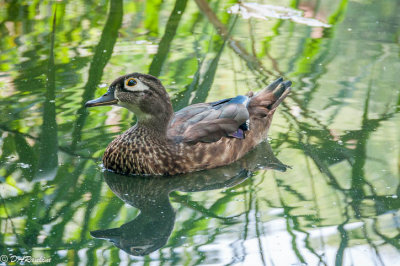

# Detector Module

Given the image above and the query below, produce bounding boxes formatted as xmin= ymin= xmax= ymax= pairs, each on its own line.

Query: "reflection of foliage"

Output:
xmin=0 ymin=0 xmax=399 ymax=264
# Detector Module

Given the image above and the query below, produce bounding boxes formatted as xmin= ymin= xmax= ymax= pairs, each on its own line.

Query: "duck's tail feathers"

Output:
xmin=249 ymin=77 xmax=291 ymax=117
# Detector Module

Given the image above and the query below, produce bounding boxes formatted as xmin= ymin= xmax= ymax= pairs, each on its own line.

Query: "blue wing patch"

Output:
xmin=224 ymin=95 xmax=251 ymax=139
xmin=227 ymin=95 xmax=250 ymax=106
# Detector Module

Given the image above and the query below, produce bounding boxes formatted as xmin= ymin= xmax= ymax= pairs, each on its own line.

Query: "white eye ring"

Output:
xmin=126 ymin=78 xmax=137 ymax=87
xmin=124 ymin=78 xmax=149 ymax=92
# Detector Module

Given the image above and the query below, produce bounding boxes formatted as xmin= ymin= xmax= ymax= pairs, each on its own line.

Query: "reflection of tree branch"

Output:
xmin=272 ymin=173 xmax=307 ymax=264
xmin=360 ymin=219 xmax=385 ymax=266
xmin=397 ymin=93 xmax=400 ymax=113
xmin=79 ymin=171 xmax=103 ymax=241
xmin=36 ymin=8 xmax=58 ymax=181
xmin=0 ymin=192 xmax=29 ymax=250
xmin=335 ymin=203 xmax=350 ymax=266
xmin=254 ymin=184 xmax=267 ymax=266
xmin=170 ymin=192 xmax=242 ymax=221
xmin=372 ymin=217 xmax=400 ymax=249
xmin=299 ymin=141 xmax=345 ymax=191
xmin=305 ymin=156 xmax=327 ymax=265
xmin=250 ymin=19 xmax=284 ymax=77
xmin=0 ymin=126 xmax=97 ymax=160
xmin=248 ymin=20 xmax=257 ymax=58
xmin=194 ymin=0 xmax=275 ymax=77
xmin=276 ymin=178 xmax=308 ymax=201
xmin=71 ymin=0 xmax=123 ymax=150
xmin=275 ymin=64 xmax=397 ymax=262
xmin=349 ymin=79 xmax=394 ymax=218
xmin=172 ymin=18 xmax=236 ymax=109
xmin=243 ymin=177 xmax=252 ymax=254
xmin=149 ymin=0 xmax=189 ymax=76
xmin=279 ymin=84 xmax=395 ymax=195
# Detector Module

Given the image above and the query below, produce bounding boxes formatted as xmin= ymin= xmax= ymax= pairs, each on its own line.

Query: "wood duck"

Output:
xmin=90 ymin=141 xmax=288 ymax=256
xmin=85 ymin=73 xmax=291 ymax=175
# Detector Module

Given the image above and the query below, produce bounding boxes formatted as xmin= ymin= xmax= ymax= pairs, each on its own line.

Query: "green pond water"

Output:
xmin=1 ymin=0 xmax=399 ymax=265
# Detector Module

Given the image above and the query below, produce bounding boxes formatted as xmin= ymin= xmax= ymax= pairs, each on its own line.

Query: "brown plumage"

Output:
xmin=85 ymin=73 xmax=291 ymax=175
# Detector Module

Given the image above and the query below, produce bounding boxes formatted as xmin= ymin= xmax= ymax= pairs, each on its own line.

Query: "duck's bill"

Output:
xmin=85 ymin=92 xmax=118 ymax=107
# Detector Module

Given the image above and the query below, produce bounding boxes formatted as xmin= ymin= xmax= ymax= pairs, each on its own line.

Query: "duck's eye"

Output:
xmin=126 ymin=78 xmax=137 ymax=87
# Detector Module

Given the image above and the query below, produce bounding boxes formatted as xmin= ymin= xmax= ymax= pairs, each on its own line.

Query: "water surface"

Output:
xmin=0 ymin=0 xmax=399 ymax=265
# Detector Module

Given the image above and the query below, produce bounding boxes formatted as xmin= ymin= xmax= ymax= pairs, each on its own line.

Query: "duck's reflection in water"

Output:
xmin=90 ymin=141 xmax=288 ymax=256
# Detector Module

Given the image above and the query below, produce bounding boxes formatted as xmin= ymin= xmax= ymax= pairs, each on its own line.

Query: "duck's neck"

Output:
xmin=136 ymin=119 xmax=168 ymax=135
xmin=134 ymin=103 xmax=173 ymax=135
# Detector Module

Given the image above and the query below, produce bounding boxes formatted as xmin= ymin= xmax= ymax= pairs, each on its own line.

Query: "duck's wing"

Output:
xmin=168 ymin=96 xmax=250 ymax=144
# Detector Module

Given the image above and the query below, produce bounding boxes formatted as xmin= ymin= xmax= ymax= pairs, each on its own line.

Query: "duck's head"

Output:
xmin=86 ymin=73 xmax=173 ymax=129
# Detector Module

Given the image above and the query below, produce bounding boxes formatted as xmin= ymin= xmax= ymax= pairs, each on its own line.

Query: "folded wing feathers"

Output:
xmin=168 ymin=99 xmax=250 ymax=144
xmin=181 ymin=119 xmax=240 ymax=143
xmin=168 ymin=78 xmax=291 ymax=144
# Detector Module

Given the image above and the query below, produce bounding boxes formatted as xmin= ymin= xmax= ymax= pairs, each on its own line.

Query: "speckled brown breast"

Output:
xmin=103 ymin=125 xmax=188 ymax=175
